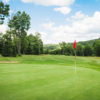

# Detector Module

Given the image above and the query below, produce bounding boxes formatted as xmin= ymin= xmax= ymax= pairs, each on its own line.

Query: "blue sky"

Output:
xmin=1 ymin=0 xmax=100 ymax=44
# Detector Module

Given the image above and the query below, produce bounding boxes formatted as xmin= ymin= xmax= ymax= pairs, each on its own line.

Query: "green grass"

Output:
xmin=0 ymin=55 xmax=100 ymax=100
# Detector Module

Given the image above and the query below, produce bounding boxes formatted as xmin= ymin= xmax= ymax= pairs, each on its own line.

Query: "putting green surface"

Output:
xmin=0 ymin=55 xmax=100 ymax=100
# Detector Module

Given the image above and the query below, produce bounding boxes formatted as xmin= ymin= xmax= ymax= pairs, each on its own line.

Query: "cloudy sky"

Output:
xmin=0 ymin=0 xmax=100 ymax=44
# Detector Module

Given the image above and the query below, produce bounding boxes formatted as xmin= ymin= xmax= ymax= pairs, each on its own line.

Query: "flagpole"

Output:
xmin=75 ymin=50 xmax=76 ymax=73
xmin=73 ymin=40 xmax=77 ymax=73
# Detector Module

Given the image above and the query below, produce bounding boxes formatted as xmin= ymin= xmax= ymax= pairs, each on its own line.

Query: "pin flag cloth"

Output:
xmin=73 ymin=40 xmax=76 ymax=50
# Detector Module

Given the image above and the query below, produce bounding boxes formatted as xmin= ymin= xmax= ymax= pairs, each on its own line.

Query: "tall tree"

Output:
xmin=35 ymin=32 xmax=43 ymax=54
xmin=76 ymin=44 xmax=84 ymax=56
xmin=84 ymin=45 xmax=93 ymax=56
xmin=21 ymin=31 xmax=28 ymax=54
xmin=26 ymin=33 xmax=43 ymax=55
xmin=65 ymin=44 xmax=74 ymax=56
xmin=59 ymin=42 xmax=67 ymax=55
xmin=0 ymin=1 xmax=9 ymax=24
xmin=2 ymin=30 xmax=17 ymax=57
xmin=26 ymin=34 xmax=33 ymax=54
xmin=94 ymin=40 xmax=100 ymax=56
xmin=8 ymin=11 xmax=30 ymax=56
xmin=0 ymin=32 xmax=3 ymax=53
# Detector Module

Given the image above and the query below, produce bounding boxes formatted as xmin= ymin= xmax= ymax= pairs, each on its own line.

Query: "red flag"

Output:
xmin=73 ymin=40 xmax=76 ymax=50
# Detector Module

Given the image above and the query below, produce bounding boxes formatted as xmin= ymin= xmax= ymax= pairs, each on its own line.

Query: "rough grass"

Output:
xmin=0 ymin=55 xmax=100 ymax=100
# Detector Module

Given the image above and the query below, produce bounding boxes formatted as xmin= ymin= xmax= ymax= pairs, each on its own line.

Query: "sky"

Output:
xmin=0 ymin=0 xmax=100 ymax=44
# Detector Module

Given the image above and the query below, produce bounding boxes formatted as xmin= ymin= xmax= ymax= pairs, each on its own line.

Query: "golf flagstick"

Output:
xmin=75 ymin=49 xmax=76 ymax=73
xmin=73 ymin=40 xmax=76 ymax=73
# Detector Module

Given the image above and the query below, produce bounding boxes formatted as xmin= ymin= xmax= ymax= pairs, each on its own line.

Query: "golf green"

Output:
xmin=0 ymin=55 xmax=100 ymax=100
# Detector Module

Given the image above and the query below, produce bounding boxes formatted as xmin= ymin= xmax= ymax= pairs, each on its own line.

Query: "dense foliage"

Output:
xmin=44 ymin=38 xmax=100 ymax=57
xmin=0 ymin=30 xmax=43 ymax=56
xmin=8 ymin=11 xmax=30 ymax=56
xmin=0 ymin=1 xmax=9 ymax=24
xmin=0 ymin=2 xmax=100 ymax=57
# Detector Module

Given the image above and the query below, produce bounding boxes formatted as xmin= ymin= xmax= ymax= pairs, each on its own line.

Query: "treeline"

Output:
xmin=43 ymin=39 xmax=100 ymax=57
xmin=0 ymin=1 xmax=100 ymax=57
xmin=0 ymin=32 xmax=43 ymax=57
xmin=0 ymin=2 xmax=43 ymax=56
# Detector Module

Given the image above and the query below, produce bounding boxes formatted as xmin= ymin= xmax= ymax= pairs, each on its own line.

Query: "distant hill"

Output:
xmin=78 ymin=38 xmax=100 ymax=46
xmin=43 ymin=44 xmax=59 ymax=50
xmin=44 ymin=38 xmax=100 ymax=50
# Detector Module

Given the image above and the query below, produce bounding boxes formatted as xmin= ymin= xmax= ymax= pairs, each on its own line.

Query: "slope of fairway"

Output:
xmin=0 ymin=55 xmax=100 ymax=100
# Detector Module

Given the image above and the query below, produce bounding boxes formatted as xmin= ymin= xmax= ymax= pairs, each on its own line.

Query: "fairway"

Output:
xmin=0 ymin=55 xmax=100 ymax=100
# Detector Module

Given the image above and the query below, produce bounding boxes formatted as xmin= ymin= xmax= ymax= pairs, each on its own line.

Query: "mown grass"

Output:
xmin=0 ymin=55 xmax=100 ymax=100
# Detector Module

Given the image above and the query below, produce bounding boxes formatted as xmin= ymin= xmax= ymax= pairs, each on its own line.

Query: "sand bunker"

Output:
xmin=0 ymin=61 xmax=19 ymax=63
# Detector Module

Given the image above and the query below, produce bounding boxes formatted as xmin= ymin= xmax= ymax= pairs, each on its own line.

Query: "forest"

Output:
xmin=0 ymin=1 xmax=100 ymax=57
xmin=44 ymin=38 xmax=100 ymax=56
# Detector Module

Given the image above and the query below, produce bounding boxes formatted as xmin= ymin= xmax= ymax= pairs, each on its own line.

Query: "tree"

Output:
xmin=2 ymin=30 xmax=17 ymax=57
xmin=26 ymin=34 xmax=35 ymax=54
xmin=35 ymin=32 xmax=43 ymax=54
xmin=76 ymin=44 xmax=84 ymax=56
xmin=0 ymin=1 xmax=9 ymax=24
xmin=8 ymin=11 xmax=30 ymax=56
xmin=94 ymin=40 xmax=100 ymax=56
xmin=54 ymin=49 xmax=61 ymax=55
xmin=84 ymin=45 xmax=93 ymax=56
xmin=39 ymin=39 xmax=43 ymax=54
xmin=65 ymin=44 xmax=74 ymax=56
xmin=0 ymin=32 xmax=3 ymax=53
xmin=21 ymin=31 xmax=28 ymax=54
xmin=59 ymin=42 xmax=67 ymax=55
xmin=26 ymin=33 xmax=43 ymax=55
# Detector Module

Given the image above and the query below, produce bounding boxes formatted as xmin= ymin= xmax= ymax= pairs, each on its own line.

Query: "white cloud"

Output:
xmin=21 ymin=0 xmax=75 ymax=6
xmin=3 ymin=0 xmax=9 ymax=3
xmin=0 ymin=24 xmax=8 ymax=34
xmin=22 ymin=0 xmax=75 ymax=15
xmin=39 ymin=32 xmax=47 ymax=43
xmin=66 ymin=11 xmax=88 ymax=21
xmin=42 ymin=22 xmax=55 ymax=30
xmin=42 ymin=11 xmax=100 ymax=44
xmin=27 ymin=29 xmax=47 ymax=43
xmin=71 ymin=11 xmax=88 ymax=20
xmin=54 ymin=7 xmax=71 ymax=15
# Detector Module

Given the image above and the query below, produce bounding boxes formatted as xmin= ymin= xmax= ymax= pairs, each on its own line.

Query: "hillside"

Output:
xmin=44 ymin=38 xmax=100 ymax=50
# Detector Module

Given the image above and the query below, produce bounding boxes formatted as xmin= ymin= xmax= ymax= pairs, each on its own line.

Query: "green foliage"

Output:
xmin=44 ymin=42 xmax=74 ymax=56
xmin=2 ymin=31 xmax=17 ymax=57
xmin=59 ymin=42 xmax=67 ymax=55
xmin=76 ymin=44 xmax=84 ymax=56
xmin=44 ymin=44 xmax=59 ymax=50
xmin=8 ymin=11 xmax=30 ymax=31
xmin=44 ymin=49 xmax=49 ymax=54
xmin=8 ymin=11 xmax=30 ymax=56
xmin=94 ymin=40 xmax=100 ymax=56
xmin=26 ymin=33 xmax=43 ymax=55
xmin=79 ymin=38 xmax=100 ymax=46
xmin=0 ymin=1 xmax=9 ymax=24
xmin=0 ymin=33 xmax=3 ymax=53
xmin=21 ymin=31 xmax=28 ymax=54
xmin=0 ymin=30 xmax=43 ymax=57
xmin=0 ymin=3 xmax=100 ymax=57
xmin=44 ymin=38 xmax=100 ymax=57
xmin=84 ymin=45 xmax=93 ymax=56
xmin=65 ymin=44 xmax=74 ymax=56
